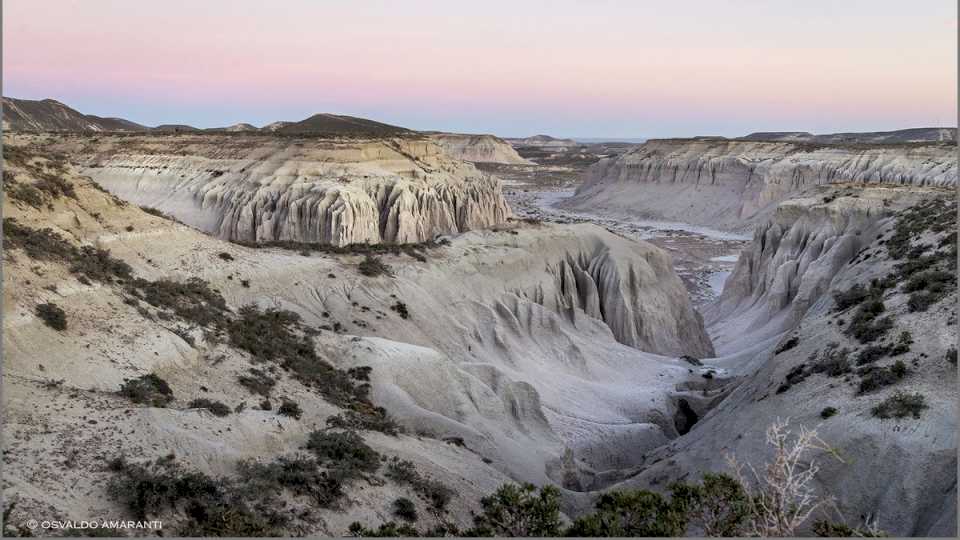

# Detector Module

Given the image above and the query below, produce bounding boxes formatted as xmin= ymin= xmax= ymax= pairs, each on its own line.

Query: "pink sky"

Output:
xmin=4 ymin=0 xmax=956 ymax=137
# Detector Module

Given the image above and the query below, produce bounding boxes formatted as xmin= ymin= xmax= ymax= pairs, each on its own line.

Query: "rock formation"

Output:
xmin=2 ymin=96 xmax=148 ymax=132
xmin=565 ymin=138 xmax=957 ymax=231
xmin=428 ymin=133 xmax=532 ymax=164
xmin=68 ymin=134 xmax=512 ymax=245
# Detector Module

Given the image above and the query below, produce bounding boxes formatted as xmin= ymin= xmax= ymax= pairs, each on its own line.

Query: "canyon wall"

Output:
xmin=565 ymin=138 xmax=957 ymax=231
xmin=67 ymin=134 xmax=512 ymax=246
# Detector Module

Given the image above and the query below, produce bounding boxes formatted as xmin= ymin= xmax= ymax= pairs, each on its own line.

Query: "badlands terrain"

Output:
xmin=2 ymin=97 xmax=958 ymax=537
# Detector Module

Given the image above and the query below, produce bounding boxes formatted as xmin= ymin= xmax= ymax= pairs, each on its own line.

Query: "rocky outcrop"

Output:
xmin=741 ymin=127 xmax=957 ymax=144
xmin=565 ymin=138 xmax=957 ymax=231
xmin=71 ymin=134 xmax=512 ymax=245
xmin=428 ymin=133 xmax=532 ymax=164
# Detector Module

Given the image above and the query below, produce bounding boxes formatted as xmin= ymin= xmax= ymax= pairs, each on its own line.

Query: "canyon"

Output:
xmin=2 ymin=105 xmax=957 ymax=537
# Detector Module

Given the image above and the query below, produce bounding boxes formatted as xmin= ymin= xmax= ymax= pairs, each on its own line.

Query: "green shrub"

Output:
xmin=857 ymin=363 xmax=907 ymax=394
xmin=326 ymin=409 xmax=400 ymax=436
xmin=348 ymin=521 xmax=420 ymax=537
xmin=871 ymin=392 xmax=928 ymax=419
xmin=907 ymin=292 xmax=938 ymax=312
xmin=385 ymin=457 xmax=454 ymax=511
xmin=304 ymin=430 xmax=381 ymax=477
xmin=106 ymin=455 xmax=289 ymax=536
xmin=467 ymin=483 xmax=562 ymax=537
xmin=237 ymin=368 xmax=276 ymax=397
xmin=669 ymin=473 xmax=750 ymax=537
xmin=774 ymin=337 xmax=799 ymax=354
xmin=237 ymin=454 xmax=344 ymax=508
xmin=3 ymin=219 xmax=132 ymax=283
xmin=390 ymin=301 xmax=410 ymax=319
xmin=188 ymin=398 xmax=231 ymax=417
xmin=820 ymin=407 xmax=838 ymax=419
xmin=813 ymin=519 xmax=886 ymax=537
xmin=846 ymin=302 xmax=893 ymax=343
xmin=36 ymin=302 xmax=67 ymax=330
xmin=856 ymin=344 xmax=892 ymax=365
xmin=6 ymin=180 xmax=46 ymax=207
xmin=811 ymin=347 xmax=851 ymax=376
xmin=358 ymin=255 xmax=392 ymax=277
xmin=393 ymin=497 xmax=418 ymax=522
xmin=567 ymin=489 xmax=686 ymax=537
xmin=129 ymin=277 xmax=228 ymax=328
xmin=278 ymin=398 xmax=303 ymax=420
xmin=119 ymin=373 xmax=174 ymax=407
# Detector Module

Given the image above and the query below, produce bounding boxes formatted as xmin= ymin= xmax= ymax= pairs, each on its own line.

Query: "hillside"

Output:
xmin=2 ymin=97 xmax=148 ymax=132
xmin=427 ymin=133 xmax=532 ymax=164
xmin=741 ymin=127 xmax=957 ymax=143
xmin=276 ymin=113 xmax=412 ymax=136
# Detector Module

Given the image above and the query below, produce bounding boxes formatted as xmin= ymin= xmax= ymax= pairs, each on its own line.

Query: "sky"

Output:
xmin=3 ymin=0 xmax=957 ymax=138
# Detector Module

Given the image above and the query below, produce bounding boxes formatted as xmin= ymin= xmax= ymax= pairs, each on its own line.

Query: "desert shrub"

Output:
xmin=946 ymin=348 xmax=958 ymax=365
xmin=119 ymin=373 xmax=174 ymax=407
xmin=856 ymin=344 xmax=892 ymax=365
xmin=34 ymin=174 xmax=77 ymax=199
xmin=567 ymin=489 xmax=686 ymax=537
xmin=907 ymin=292 xmax=938 ymax=312
xmin=304 ymin=430 xmax=381 ymax=477
xmin=237 ymin=454 xmax=343 ymax=507
xmin=106 ymin=455 xmax=289 ymax=536
xmin=278 ymin=398 xmax=303 ymax=420
xmin=871 ymin=391 xmax=928 ymax=419
xmin=36 ymin=302 xmax=67 ymax=330
xmin=358 ymin=255 xmax=392 ymax=277
xmin=812 ymin=519 xmax=885 ymax=537
xmin=326 ymin=409 xmax=400 ymax=436
xmin=774 ymin=336 xmax=799 ymax=354
xmin=846 ymin=300 xmax=893 ymax=343
xmin=776 ymin=363 xmax=809 ymax=393
xmin=5 ymin=180 xmax=46 ymax=207
xmin=889 ymin=331 xmax=912 ymax=355
xmin=857 ymin=363 xmax=907 ymax=394
xmin=217 ymin=252 xmax=234 ymax=261
xmin=810 ymin=347 xmax=851 ymax=376
xmin=347 ymin=521 xmax=420 ymax=537
xmin=390 ymin=301 xmax=410 ymax=319
xmin=904 ymin=270 xmax=953 ymax=293
xmin=129 ymin=277 xmax=228 ymax=328
xmin=3 ymin=219 xmax=132 ymax=282
xmin=393 ymin=497 xmax=418 ymax=522
xmin=467 ymin=483 xmax=562 ymax=537
xmin=820 ymin=407 xmax=838 ymax=419
xmin=833 ymin=284 xmax=870 ymax=311
xmin=237 ymin=368 xmax=276 ymax=397
xmin=188 ymin=398 xmax=231 ymax=417
xmin=669 ymin=473 xmax=750 ymax=536
xmin=347 ymin=366 xmax=372 ymax=381
xmin=385 ymin=457 xmax=455 ymax=511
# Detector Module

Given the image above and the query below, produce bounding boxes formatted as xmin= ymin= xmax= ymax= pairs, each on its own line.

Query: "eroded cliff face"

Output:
xmin=428 ymin=133 xmax=532 ymax=164
xmin=565 ymin=138 xmax=957 ymax=231
xmin=615 ymin=185 xmax=958 ymax=536
xmin=62 ymin=134 xmax=512 ymax=245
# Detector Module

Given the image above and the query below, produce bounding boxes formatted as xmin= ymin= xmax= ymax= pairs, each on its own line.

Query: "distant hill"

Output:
xmin=507 ymin=134 xmax=578 ymax=147
xmin=741 ymin=128 xmax=956 ymax=144
xmin=2 ymin=97 xmax=148 ymax=132
xmin=276 ymin=113 xmax=411 ymax=136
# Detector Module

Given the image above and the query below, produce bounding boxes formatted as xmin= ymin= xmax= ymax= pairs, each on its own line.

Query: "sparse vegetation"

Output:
xmin=305 ymin=430 xmax=381 ymax=478
xmin=820 ymin=407 xmax=838 ymax=419
xmin=468 ymin=483 xmax=563 ymax=537
xmin=391 ymin=301 xmax=410 ymax=319
xmin=358 ymin=255 xmax=392 ymax=277
xmin=385 ymin=457 xmax=455 ymax=511
xmin=774 ymin=336 xmax=799 ymax=354
xmin=871 ymin=391 xmax=928 ymax=419
xmin=393 ymin=497 xmax=418 ymax=522
xmin=237 ymin=368 xmax=276 ymax=397
xmin=188 ymin=398 xmax=231 ymax=417
xmin=35 ymin=302 xmax=67 ymax=330
xmin=217 ymin=252 xmax=234 ymax=261
xmin=857 ymin=362 xmax=908 ymax=394
xmin=119 ymin=373 xmax=174 ymax=407
xmin=278 ymin=398 xmax=303 ymax=419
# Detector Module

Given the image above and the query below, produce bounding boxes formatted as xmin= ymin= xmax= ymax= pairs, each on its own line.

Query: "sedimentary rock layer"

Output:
xmin=70 ymin=134 xmax=512 ymax=245
xmin=565 ymin=138 xmax=957 ymax=231
xmin=428 ymin=133 xmax=532 ymax=164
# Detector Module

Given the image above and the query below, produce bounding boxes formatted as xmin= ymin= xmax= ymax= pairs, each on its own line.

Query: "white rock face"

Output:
xmin=75 ymin=134 xmax=512 ymax=245
xmin=566 ymin=138 xmax=957 ymax=231
xmin=428 ymin=133 xmax=532 ymax=164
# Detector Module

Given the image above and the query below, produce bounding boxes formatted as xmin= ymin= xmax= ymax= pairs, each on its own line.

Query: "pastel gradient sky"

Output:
xmin=4 ymin=0 xmax=956 ymax=137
